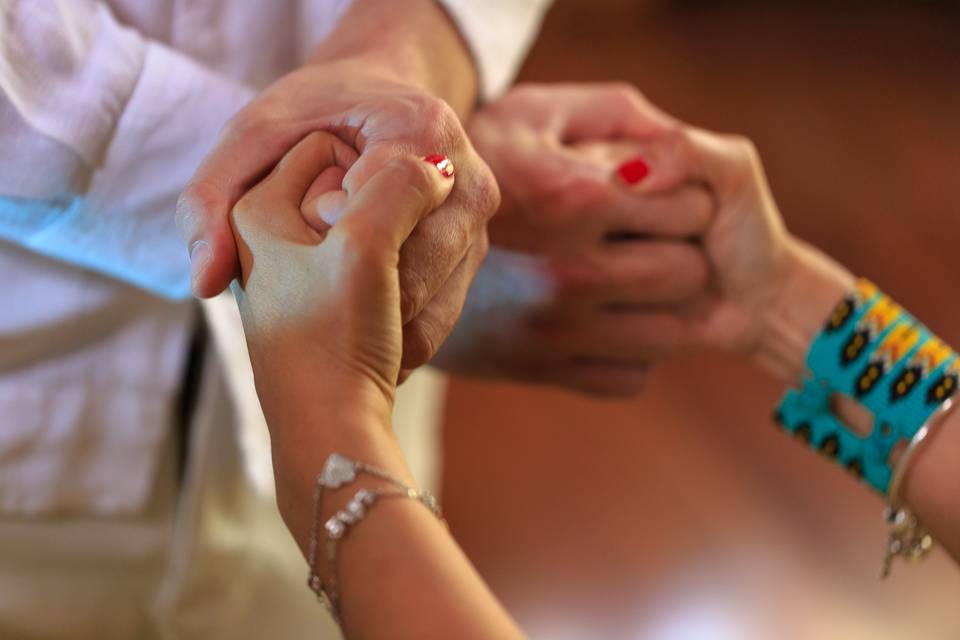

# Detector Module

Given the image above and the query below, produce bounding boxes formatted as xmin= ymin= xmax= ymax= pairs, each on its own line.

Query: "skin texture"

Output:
xmin=232 ymin=132 xmax=523 ymax=640
xmin=176 ymin=0 xmax=498 ymax=370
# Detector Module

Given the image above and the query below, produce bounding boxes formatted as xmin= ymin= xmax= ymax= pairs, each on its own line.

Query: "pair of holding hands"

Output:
xmin=222 ymin=82 xmax=818 ymax=421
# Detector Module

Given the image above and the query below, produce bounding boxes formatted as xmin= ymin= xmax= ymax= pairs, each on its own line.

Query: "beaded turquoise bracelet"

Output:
xmin=774 ymin=279 xmax=959 ymax=576
xmin=775 ymin=279 xmax=958 ymax=494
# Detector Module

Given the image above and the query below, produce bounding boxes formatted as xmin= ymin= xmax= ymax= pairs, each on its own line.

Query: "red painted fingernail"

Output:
xmin=424 ymin=154 xmax=455 ymax=178
xmin=616 ymin=157 xmax=650 ymax=185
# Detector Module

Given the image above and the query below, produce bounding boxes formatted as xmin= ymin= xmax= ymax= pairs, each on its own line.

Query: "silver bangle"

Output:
xmin=880 ymin=397 xmax=957 ymax=578
xmin=306 ymin=453 xmax=442 ymax=622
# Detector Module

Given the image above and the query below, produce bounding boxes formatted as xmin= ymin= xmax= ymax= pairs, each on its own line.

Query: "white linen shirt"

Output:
xmin=0 ymin=0 xmax=548 ymax=515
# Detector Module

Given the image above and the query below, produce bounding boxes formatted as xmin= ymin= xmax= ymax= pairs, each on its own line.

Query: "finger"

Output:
xmin=497 ymin=83 xmax=677 ymax=142
xmin=331 ymin=154 xmax=456 ymax=256
xmin=400 ymin=233 xmax=487 ymax=369
xmin=594 ymin=184 xmax=714 ymax=240
xmin=176 ymin=118 xmax=325 ymax=298
xmin=681 ymin=127 xmax=774 ymax=203
xmin=175 ymin=184 xmax=240 ymax=298
xmin=558 ymin=84 xmax=677 ymax=142
xmin=300 ymin=165 xmax=350 ymax=233
xmin=232 ymin=132 xmax=352 ymax=250
xmin=551 ymin=241 xmax=710 ymax=307
xmin=396 ymin=153 xmax=498 ymax=323
xmin=301 ymin=189 xmax=348 ymax=235
xmin=256 ymin=131 xmax=357 ymax=204
xmin=571 ymin=133 xmax=707 ymax=196
xmin=490 ymin=140 xmax=712 ymax=241
xmin=230 ymin=134 xmax=350 ymax=285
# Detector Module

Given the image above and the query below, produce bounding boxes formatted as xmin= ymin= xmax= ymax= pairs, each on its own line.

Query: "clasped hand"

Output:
xmin=231 ymin=132 xmax=456 ymax=429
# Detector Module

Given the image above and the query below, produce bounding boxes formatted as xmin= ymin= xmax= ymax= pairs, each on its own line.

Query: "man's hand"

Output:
xmin=176 ymin=0 xmax=497 ymax=369
xmin=434 ymin=84 xmax=715 ymax=396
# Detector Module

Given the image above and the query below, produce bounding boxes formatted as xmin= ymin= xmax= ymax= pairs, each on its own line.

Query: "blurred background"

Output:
xmin=441 ymin=1 xmax=960 ymax=638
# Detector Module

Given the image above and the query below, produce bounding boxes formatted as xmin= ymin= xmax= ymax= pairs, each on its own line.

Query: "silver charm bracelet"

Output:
xmin=881 ymin=397 xmax=957 ymax=578
xmin=306 ymin=453 xmax=443 ymax=622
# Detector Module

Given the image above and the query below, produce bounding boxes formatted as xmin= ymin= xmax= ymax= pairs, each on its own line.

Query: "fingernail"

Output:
xmin=424 ymin=154 xmax=455 ymax=178
xmin=189 ymin=240 xmax=211 ymax=286
xmin=616 ymin=157 xmax=650 ymax=185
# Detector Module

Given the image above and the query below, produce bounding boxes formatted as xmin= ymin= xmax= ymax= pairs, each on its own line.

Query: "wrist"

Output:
xmin=750 ymin=237 xmax=855 ymax=385
xmin=248 ymin=338 xmax=396 ymax=440
xmin=308 ymin=0 xmax=478 ymax=116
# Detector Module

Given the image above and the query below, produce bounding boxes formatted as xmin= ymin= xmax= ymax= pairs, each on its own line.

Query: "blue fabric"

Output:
xmin=0 ymin=196 xmax=190 ymax=300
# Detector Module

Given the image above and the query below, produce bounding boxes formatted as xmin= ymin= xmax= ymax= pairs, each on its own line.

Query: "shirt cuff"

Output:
xmin=437 ymin=0 xmax=551 ymax=100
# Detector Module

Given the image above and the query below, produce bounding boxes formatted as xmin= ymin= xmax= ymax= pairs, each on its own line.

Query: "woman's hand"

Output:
xmin=662 ymin=128 xmax=855 ymax=382
xmin=230 ymin=132 xmax=454 ymax=447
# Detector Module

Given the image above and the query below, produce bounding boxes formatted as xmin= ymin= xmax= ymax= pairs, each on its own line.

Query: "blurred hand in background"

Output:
xmin=434 ymin=84 xmax=715 ymax=396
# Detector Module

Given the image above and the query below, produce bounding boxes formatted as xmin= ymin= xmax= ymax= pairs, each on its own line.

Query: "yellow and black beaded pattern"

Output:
xmin=775 ymin=279 xmax=958 ymax=494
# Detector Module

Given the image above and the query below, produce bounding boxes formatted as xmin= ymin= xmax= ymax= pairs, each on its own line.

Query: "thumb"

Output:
xmin=329 ymin=154 xmax=456 ymax=254
xmin=176 ymin=118 xmax=321 ymax=298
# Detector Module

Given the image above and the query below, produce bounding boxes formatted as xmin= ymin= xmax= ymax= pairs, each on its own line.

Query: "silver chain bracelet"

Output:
xmin=881 ymin=397 xmax=956 ymax=578
xmin=306 ymin=453 xmax=443 ymax=622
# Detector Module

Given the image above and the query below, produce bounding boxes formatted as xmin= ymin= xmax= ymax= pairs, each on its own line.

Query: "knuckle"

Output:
xmin=660 ymin=124 xmax=690 ymax=154
xmin=402 ymin=94 xmax=463 ymax=151
xmin=665 ymin=126 xmax=700 ymax=172
xmin=726 ymin=134 xmax=760 ymax=164
xmin=469 ymin=163 xmax=502 ymax=223
xmin=338 ymin=218 xmax=389 ymax=266
xmin=419 ymin=94 xmax=458 ymax=126
xmin=388 ymin=156 xmax=439 ymax=203
xmin=606 ymin=82 xmax=646 ymax=108
xmin=402 ymin=317 xmax=440 ymax=367
xmin=398 ymin=266 xmax=431 ymax=322
xmin=176 ymin=180 xmax=223 ymax=234
xmin=231 ymin=194 xmax=259 ymax=224
xmin=223 ymin=109 xmax=280 ymax=150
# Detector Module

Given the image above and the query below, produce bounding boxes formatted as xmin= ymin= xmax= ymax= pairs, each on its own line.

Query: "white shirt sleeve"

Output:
xmin=0 ymin=1 xmax=254 ymax=299
xmin=437 ymin=0 xmax=552 ymax=100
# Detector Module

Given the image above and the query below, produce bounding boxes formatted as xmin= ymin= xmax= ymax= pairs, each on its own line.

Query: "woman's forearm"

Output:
xmin=750 ymin=238 xmax=960 ymax=562
xmin=254 ymin=354 xmax=523 ymax=639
